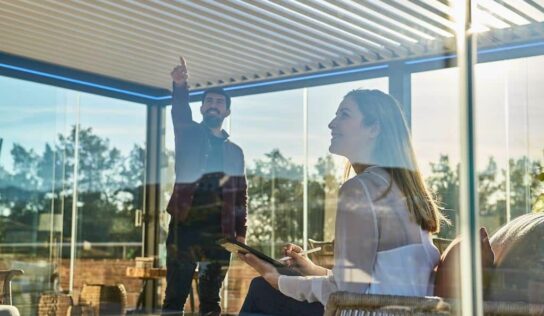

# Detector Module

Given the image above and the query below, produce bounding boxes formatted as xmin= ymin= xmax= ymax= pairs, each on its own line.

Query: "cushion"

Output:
xmin=486 ymin=213 xmax=544 ymax=303
xmin=434 ymin=227 xmax=495 ymax=298
xmin=0 ymin=306 xmax=20 ymax=316
xmin=489 ymin=212 xmax=544 ymax=265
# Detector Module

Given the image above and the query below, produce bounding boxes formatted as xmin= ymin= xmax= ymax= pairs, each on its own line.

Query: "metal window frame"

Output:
xmin=2 ymin=39 xmax=544 ymax=105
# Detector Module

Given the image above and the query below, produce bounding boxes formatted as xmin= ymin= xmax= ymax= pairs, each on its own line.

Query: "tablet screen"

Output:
xmin=217 ymin=238 xmax=286 ymax=268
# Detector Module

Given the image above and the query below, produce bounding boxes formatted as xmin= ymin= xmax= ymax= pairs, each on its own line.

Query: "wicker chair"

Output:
xmin=325 ymin=292 xmax=544 ymax=316
xmin=324 ymin=292 xmax=451 ymax=316
xmin=0 ymin=270 xmax=23 ymax=316
xmin=77 ymin=283 xmax=127 ymax=316
xmin=0 ymin=270 xmax=23 ymax=306
xmin=482 ymin=301 xmax=544 ymax=316
xmin=324 ymin=213 xmax=544 ymax=316
xmin=38 ymin=293 xmax=73 ymax=316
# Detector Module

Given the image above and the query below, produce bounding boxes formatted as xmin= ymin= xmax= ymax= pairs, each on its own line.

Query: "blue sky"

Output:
xmin=0 ymin=76 xmax=146 ymax=173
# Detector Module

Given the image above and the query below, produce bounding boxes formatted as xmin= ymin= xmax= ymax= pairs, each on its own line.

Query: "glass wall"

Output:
xmin=230 ymin=90 xmax=304 ymax=256
xmin=3 ymin=2 xmax=544 ymax=313
xmin=474 ymin=55 xmax=544 ymax=305
xmin=0 ymin=76 xmax=71 ymax=315
xmin=412 ymin=68 xmax=461 ymax=240
xmin=0 ymin=75 xmax=146 ymax=313
xmin=410 ymin=52 xmax=544 ymax=309
xmin=162 ymin=90 xmax=306 ymax=313
xmin=307 ymin=79 xmax=389 ymax=242
xmin=475 ymin=56 xmax=544 ymax=229
xmin=68 ymin=93 xmax=146 ymax=308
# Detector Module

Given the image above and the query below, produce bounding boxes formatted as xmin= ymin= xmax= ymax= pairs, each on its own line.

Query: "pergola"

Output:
xmin=2 ymin=0 xmax=543 ymax=103
xmin=1 ymin=0 xmax=544 ymax=313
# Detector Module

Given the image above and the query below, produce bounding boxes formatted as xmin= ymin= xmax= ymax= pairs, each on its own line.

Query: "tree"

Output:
xmin=11 ymin=143 xmax=39 ymax=189
xmin=507 ymin=157 xmax=543 ymax=218
xmin=245 ymin=149 xmax=304 ymax=256
xmin=308 ymin=154 xmax=341 ymax=241
xmin=57 ymin=126 xmax=123 ymax=195
xmin=426 ymin=155 xmax=459 ymax=239
xmin=0 ymin=125 xmax=145 ymax=257
xmin=425 ymin=154 xmax=544 ymax=238
xmin=533 ymin=170 xmax=544 ymax=213
xmin=478 ymin=157 xmax=504 ymax=216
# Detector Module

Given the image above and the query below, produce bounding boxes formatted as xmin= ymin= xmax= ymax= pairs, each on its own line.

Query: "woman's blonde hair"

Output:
xmin=343 ymin=89 xmax=443 ymax=233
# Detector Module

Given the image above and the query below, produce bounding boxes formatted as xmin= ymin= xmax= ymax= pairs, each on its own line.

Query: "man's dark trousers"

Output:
xmin=163 ymin=176 xmax=231 ymax=315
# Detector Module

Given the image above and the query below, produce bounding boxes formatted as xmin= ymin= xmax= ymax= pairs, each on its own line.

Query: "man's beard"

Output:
xmin=203 ymin=115 xmax=223 ymax=129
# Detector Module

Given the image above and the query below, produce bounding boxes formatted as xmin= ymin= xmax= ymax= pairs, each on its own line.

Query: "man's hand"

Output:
xmin=171 ymin=56 xmax=188 ymax=87
xmin=238 ymin=252 xmax=280 ymax=289
xmin=236 ymin=236 xmax=246 ymax=244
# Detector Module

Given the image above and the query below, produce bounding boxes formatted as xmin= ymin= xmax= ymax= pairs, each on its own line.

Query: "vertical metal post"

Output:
xmin=143 ymin=103 xmax=165 ymax=313
xmin=456 ymin=0 xmax=483 ymax=315
xmin=504 ymin=76 xmax=512 ymax=223
xmin=303 ymin=88 xmax=309 ymax=251
xmin=69 ymin=95 xmax=81 ymax=293
xmin=388 ymin=61 xmax=412 ymax=130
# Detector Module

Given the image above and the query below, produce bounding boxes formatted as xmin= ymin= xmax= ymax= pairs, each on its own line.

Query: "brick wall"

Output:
xmin=3 ymin=256 xmax=260 ymax=314
xmin=59 ymin=257 xmax=259 ymax=314
xmin=58 ymin=259 xmax=141 ymax=308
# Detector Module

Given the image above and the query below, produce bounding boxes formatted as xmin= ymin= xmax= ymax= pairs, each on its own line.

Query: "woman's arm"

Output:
xmin=277 ymin=177 xmax=379 ymax=304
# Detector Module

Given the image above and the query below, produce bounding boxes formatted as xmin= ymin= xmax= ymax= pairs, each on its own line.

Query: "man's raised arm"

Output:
xmin=170 ymin=57 xmax=192 ymax=133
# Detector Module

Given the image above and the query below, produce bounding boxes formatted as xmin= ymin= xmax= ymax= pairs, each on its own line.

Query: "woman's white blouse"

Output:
xmin=277 ymin=166 xmax=440 ymax=305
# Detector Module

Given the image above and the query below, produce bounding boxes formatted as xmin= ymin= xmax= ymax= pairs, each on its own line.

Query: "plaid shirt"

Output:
xmin=166 ymin=83 xmax=248 ymax=238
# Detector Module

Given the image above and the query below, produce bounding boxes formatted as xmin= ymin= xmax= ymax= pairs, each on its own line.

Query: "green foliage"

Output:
xmin=426 ymin=154 xmax=544 ymax=238
xmin=0 ymin=125 xmax=144 ymax=258
xmin=533 ymin=172 xmax=544 ymax=213
xmin=425 ymin=155 xmax=459 ymax=239
xmin=2 ymin=124 xmax=543 ymax=259
xmin=245 ymin=150 xmax=342 ymax=256
xmin=245 ymin=149 xmax=304 ymax=253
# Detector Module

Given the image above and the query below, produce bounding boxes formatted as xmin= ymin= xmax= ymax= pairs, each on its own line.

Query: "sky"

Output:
xmin=411 ymin=56 xmax=544 ymax=176
xmin=0 ymin=76 xmax=146 ymax=173
xmin=2 ymin=55 xmax=544 ymax=183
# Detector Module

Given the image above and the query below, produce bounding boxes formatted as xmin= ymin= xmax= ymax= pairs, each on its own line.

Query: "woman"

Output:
xmin=239 ymin=89 xmax=443 ymax=316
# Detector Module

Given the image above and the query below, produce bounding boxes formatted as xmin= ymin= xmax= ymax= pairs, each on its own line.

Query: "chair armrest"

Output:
xmin=67 ymin=303 xmax=95 ymax=316
xmin=0 ymin=270 xmax=24 ymax=282
xmin=482 ymin=301 xmax=544 ymax=316
xmin=324 ymin=291 xmax=544 ymax=315
xmin=0 ymin=270 xmax=23 ymax=306
xmin=324 ymin=292 xmax=450 ymax=316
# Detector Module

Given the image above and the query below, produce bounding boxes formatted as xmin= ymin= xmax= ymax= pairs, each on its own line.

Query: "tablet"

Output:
xmin=217 ymin=237 xmax=286 ymax=268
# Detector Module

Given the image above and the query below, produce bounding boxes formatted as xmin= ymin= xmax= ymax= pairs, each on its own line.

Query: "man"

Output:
xmin=163 ymin=57 xmax=248 ymax=316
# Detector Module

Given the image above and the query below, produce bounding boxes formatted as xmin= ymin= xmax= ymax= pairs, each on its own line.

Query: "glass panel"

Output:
xmin=0 ymin=76 xmax=146 ymax=313
xmin=472 ymin=3 xmax=544 ymax=309
xmin=161 ymin=90 xmax=304 ymax=313
xmin=474 ymin=55 xmax=544 ymax=305
xmin=412 ymin=68 xmax=461 ymax=240
xmin=71 ymin=93 xmax=146 ymax=310
xmin=0 ymin=76 xmax=71 ymax=315
xmin=307 ymin=78 xmax=389 ymax=243
xmin=159 ymin=100 xmax=203 ymax=311
xmin=227 ymin=90 xmax=305 ymax=313
xmin=231 ymin=90 xmax=304 ymax=256
xmin=412 ymin=65 xmax=469 ymax=310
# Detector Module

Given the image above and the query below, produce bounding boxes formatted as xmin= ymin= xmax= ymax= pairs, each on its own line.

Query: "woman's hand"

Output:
xmin=238 ymin=252 xmax=280 ymax=289
xmin=282 ymin=243 xmax=328 ymax=276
